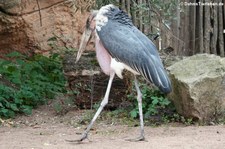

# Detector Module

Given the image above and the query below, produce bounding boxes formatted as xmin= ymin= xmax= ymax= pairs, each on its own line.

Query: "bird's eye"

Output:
xmin=110 ymin=7 xmax=115 ymax=11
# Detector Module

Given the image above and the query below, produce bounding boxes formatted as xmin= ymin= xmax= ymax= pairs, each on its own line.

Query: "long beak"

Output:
xmin=76 ymin=10 xmax=98 ymax=63
xmin=75 ymin=27 xmax=93 ymax=63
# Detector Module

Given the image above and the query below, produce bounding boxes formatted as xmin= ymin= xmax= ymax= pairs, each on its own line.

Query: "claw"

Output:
xmin=66 ymin=132 xmax=90 ymax=143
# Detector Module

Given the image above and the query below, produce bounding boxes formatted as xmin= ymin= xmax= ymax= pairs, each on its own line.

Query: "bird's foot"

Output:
xmin=125 ymin=135 xmax=146 ymax=142
xmin=66 ymin=132 xmax=90 ymax=143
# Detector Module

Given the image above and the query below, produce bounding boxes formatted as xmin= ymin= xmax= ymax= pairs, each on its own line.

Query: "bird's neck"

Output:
xmin=108 ymin=10 xmax=133 ymax=26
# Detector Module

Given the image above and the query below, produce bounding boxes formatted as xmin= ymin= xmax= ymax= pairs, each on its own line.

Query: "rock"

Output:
xmin=167 ymin=54 xmax=225 ymax=122
xmin=0 ymin=0 xmax=94 ymax=56
xmin=63 ymin=52 xmax=133 ymax=110
xmin=81 ymin=70 xmax=100 ymax=76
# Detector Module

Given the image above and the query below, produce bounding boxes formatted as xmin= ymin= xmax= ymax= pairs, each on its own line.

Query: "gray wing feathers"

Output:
xmin=97 ymin=21 xmax=171 ymax=93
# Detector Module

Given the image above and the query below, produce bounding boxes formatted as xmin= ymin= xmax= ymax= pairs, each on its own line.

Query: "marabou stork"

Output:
xmin=75 ymin=4 xmax=172 ymax=142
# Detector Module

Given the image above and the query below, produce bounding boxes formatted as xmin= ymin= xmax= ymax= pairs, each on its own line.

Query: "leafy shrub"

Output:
xmin=0 ymin=52 xmax=66 ymax=118
xmin=128 ymin=82 xmax=173 ymax=119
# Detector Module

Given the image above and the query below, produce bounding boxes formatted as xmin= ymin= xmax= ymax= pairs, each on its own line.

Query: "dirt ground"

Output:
xmin=0 ymin=105 xmax=225 ymax=149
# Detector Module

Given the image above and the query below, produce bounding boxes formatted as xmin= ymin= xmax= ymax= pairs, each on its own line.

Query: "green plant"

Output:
xmin=0 ymin=52 xmax=66 ymax=118
xmin=128 ymin=82 xmax=173 ymax=120
xmin=53 ymin=95 xmax=75 ymax=115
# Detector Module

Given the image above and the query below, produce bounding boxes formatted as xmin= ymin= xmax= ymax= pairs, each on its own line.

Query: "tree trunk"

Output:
xmin=184 ymin=0 xmax=190 ymax=55
xmin=138 ymin=0 xmax=143 ymax=32
xmin=189 ymin=0 xmax=196 ymax=55
xmin=126 ymin=0 xmax=131 ymax=17
xmin=218 ymin=0 xmax=224 ymax=57
xmin=120 ymin=0 xmax=126 ymax=10
xmin=203 ymin=0 xmax=210 ymax=54
xmin=198 ymin=2 xmax=204 ymax=53
xmin=131 ymin=0 xmax=137 ymax=27
xmin=174 ymin=0 xmax=181 ymax=55
xmin=211 ymin=4 xmax=218 ymax=55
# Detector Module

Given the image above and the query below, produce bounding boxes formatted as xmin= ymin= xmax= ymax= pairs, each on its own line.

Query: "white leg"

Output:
xmin=127 ymin=76 xmax=145 ymax=141
xmin=134 ymin=76 xmax=145 ymax=140
xmin=76 ymin=72 xmax=115 ymax=142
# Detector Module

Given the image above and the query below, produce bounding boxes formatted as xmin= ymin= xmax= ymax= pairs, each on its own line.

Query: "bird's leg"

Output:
xmin=127 ymin=76 xmax=145 ymax=142
xmin=72 ymin=72 xmax=115 ymax=142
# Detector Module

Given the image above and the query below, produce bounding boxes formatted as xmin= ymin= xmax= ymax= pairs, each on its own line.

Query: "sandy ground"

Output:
xmin=0 ymin=106 xmax=225 ymax=149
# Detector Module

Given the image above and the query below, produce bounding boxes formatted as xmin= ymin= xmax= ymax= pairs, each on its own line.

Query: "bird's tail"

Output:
xmin=154 ymin=67 xmax=172 ymax=94
xmin=142 ymin=61 xmax=172 ymax=94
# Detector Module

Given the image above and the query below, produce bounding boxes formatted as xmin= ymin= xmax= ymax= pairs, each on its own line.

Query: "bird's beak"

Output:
xmin=75 ymin=27 xmax=93 ymax=63
xmin=76 ymin=10 xmax=98 ymax=63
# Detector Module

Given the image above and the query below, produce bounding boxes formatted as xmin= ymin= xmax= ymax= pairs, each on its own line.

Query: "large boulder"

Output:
xmin=167 ymin=54 xmax=225 ymax=123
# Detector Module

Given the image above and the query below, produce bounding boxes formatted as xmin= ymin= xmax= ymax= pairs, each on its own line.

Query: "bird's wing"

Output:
xmin=97 ymin=20 xmax=171 ymax=93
